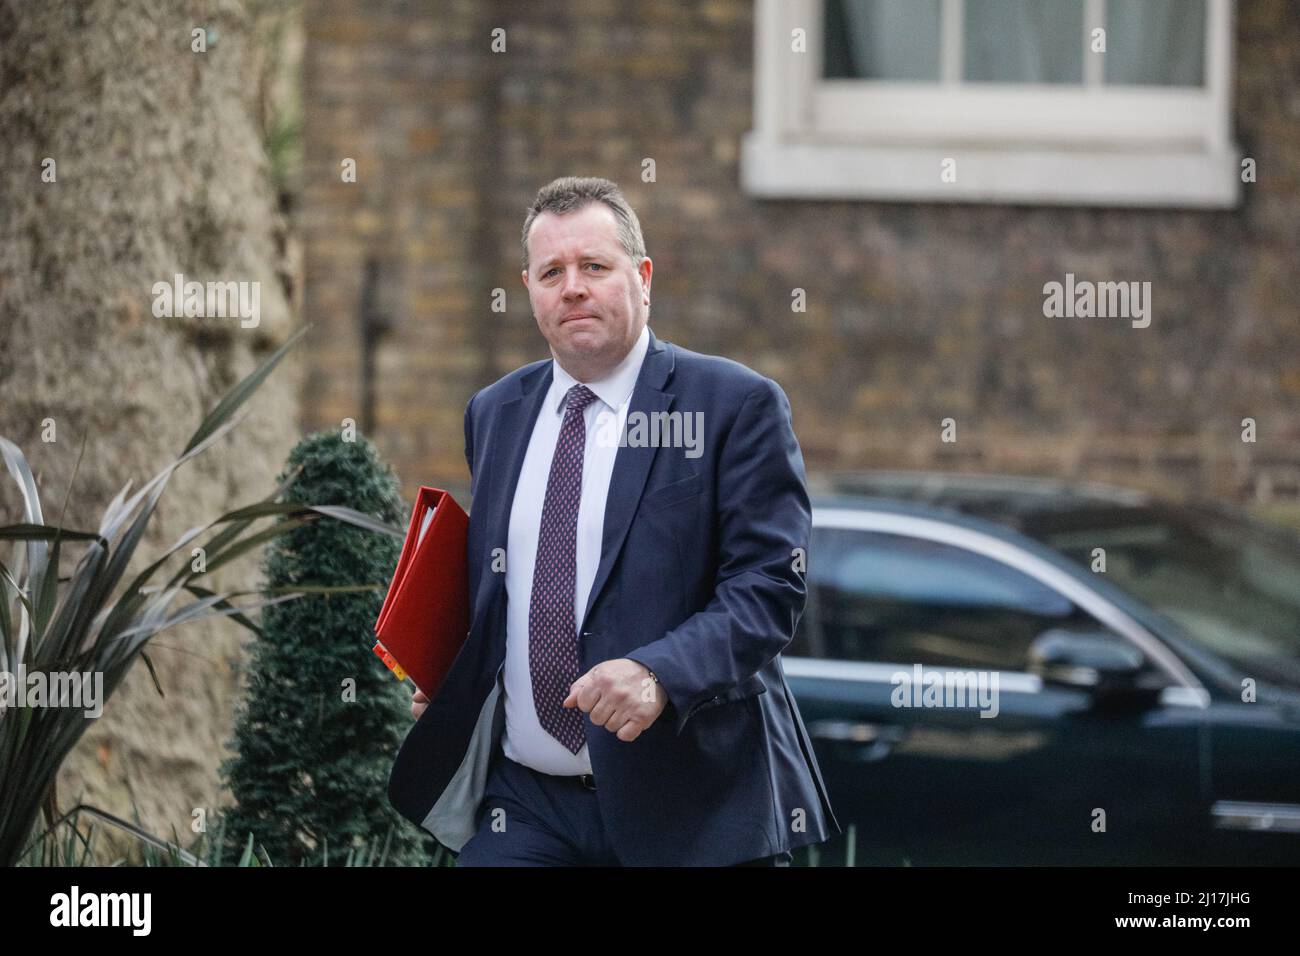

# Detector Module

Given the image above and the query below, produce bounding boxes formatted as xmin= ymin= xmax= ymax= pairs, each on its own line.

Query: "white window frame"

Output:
xmin=741 ymin=0 xmax=1242 ymax=207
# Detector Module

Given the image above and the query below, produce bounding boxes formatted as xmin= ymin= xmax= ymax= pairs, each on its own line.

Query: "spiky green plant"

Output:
xmin=0 ymin=325 xmax=402 ymax=866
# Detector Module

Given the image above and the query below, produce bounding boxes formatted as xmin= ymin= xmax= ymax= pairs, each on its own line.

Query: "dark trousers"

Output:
xmin=454 ymin=749 xmax=792 ymax=867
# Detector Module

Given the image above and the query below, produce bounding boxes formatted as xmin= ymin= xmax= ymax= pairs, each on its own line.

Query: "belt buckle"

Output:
xmin=579 ymin=773 xmax=596 ymax=791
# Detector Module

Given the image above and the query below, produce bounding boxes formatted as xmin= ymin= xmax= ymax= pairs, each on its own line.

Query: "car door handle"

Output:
xmin=808 ymin=719 xmax=906 ymax=762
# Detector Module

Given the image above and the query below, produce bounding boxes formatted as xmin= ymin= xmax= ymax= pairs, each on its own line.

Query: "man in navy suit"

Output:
xmin=387 ymin=176 xmax=839 ymax=866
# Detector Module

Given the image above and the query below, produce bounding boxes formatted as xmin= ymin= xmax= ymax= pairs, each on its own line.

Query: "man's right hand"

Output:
xmin=411 ymin=689 xmax=430 ymax=720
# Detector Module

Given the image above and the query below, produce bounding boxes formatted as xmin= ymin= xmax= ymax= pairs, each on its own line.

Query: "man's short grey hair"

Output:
xmin=521 ymin=176 xmax=647 ymax=274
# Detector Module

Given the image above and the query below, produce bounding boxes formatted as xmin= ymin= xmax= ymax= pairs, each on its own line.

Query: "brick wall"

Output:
xmin=301 ymin=0 xmax=1300 ymax=515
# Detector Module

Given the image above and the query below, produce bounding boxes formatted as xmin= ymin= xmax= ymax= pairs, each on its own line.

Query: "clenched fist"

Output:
xmin=563 ymin=658 xmax=668 ymax=742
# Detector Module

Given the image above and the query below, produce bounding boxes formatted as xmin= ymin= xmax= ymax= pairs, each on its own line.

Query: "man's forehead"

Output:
xmin=530 ymin=207 xmax=620 ymax=261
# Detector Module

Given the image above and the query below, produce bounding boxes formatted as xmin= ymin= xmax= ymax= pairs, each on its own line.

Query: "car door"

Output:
xmin=784 ymin=512 xmax=1208 ymax=865
xmin=1029 ymin=501 xmax=1300 ymax=864
xmin=1201 ymin=698 xmax=1300 ymax=864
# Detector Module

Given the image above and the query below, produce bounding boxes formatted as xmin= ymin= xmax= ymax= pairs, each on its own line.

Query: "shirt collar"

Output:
xmin=550 ymin=324 xmax=651 ymax=414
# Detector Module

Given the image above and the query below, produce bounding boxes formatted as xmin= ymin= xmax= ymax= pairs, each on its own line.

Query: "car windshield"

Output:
xmin=1024 ymin=504 xmax=1300 ymax=689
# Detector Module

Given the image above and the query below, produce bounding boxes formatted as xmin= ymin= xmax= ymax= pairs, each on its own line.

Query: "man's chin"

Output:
xmin=558 ymin=332 xmax=607 ymax=355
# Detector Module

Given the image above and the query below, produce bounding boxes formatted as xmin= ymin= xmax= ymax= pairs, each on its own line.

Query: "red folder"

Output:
xmin=373 ymin=486 xmax=470 ymax=699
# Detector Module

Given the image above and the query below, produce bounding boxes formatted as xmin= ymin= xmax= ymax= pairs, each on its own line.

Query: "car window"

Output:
xmin=791 ymin=527 xmax=1087 ymax=670
xmin=1030 ymin=506 xmax=1300 ymax=688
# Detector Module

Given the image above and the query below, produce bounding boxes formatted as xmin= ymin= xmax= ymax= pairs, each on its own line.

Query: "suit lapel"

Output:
xmin=473 ymin=361 xmax=552 ymax=638
xmin=579 ymin=328 xmax=675 ymax=633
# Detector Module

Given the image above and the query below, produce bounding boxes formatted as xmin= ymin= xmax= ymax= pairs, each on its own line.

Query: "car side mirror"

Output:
xmin=1029 ymin=627 xmax=1165 ymax=704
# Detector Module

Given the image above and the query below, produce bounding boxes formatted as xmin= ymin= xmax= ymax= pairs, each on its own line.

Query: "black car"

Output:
xmin=786 ymin=471 xmax=1300 ymax=865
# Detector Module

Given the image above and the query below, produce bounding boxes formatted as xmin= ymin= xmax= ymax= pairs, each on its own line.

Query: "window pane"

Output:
xmin=1032 ymin=509 xmax=1300 ymax=689
xmin=807 ymin=529 xmax=1081 ymax=669
xmin=1105 ymin=0 xmax=1206 ymax=87
xmin=823 ymin=0 xmax=942 ymax=81
xmin=964 ymin=0 xmax=1084 ymax=84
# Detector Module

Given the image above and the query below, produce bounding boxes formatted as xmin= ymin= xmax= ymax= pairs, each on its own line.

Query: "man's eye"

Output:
xmin=543 ymin=264 xmax=601 ymax=277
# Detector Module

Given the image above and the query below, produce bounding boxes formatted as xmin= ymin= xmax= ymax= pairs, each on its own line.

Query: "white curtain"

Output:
xmin=832 ymin=0 xmax=1207 ymax=87
xmin=1105 ymin=0 xmax=1206 ymax=86
xmin=964 ymin=0 xmax=1084 ymax=83
xmin=836 ymin=0 xmax=942 ymax=81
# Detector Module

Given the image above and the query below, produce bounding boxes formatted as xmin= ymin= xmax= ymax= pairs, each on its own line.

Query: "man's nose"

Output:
xmin=560 ymin=266 xmax=588 ymax=298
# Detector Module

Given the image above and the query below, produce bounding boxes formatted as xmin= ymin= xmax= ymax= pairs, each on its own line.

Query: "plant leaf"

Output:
xmin=0 ymin=437 xmax=48 ymax=621
xmin=183 ymin=324 xmax=310 ymax=456
xmin=307 ymin=505 xmax=404 ymax=538
xmin=139 ymin=651 xmax=165 ymax=698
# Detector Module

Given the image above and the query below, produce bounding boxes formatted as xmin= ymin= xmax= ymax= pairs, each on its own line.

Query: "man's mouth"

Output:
xmin=561 ymin=313 xmax=597 ymax=324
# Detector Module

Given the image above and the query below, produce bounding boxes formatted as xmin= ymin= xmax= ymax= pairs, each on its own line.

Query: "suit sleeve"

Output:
xmin=626 ymin=378 xmax=812 ymax=736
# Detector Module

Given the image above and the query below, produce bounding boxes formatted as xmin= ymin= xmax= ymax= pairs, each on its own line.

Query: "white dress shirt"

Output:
xmin=500 ymin=323 xmax=652 ymax=776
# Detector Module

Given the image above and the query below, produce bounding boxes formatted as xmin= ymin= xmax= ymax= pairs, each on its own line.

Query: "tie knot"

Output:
xmin=566 ymin=384 xmax=598 ymax=413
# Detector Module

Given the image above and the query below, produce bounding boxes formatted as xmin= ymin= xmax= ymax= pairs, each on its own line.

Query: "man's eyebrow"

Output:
xmin=536 ymin=251 xmax=609 ymax=271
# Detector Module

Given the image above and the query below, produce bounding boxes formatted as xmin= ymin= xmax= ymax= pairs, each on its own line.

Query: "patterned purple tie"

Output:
xmin=530 ymin=383 xmax=599 ymax=753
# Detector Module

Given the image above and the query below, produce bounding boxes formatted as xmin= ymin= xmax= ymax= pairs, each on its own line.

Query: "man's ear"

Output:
xmin=520 ymin=269 xmax=529 ymax=289
xmin=638 ymin=256 xmax=652 ymax=302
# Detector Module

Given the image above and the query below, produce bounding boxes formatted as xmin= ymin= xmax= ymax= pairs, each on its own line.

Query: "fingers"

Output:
xmin=411 ymin=689 xmax=430 ymax=720
xmin=565 ymin=670 xmax=594 ymax=708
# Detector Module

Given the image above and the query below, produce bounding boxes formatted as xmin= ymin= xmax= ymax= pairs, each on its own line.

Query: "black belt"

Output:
xmin=510 ymin=757 xmax=596 ymax=790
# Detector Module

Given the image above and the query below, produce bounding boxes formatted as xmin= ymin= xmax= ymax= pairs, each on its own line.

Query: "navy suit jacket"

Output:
xmin=387 ymin=327 xmax=840 ymax=865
